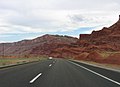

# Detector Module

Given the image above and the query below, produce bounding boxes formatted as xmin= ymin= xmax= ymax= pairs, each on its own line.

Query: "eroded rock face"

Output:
xmin=75 ymin=15 xmax=120 ymax=64
xmin=78 ymin=16 xmax=120 ymax=52
xmin=86 ymin=51 xmax=103 ymax=61
xmin=53 ymin=15 xmax=120 ymax=64
xmin=104 ymin=53 xmax=120 ymax=64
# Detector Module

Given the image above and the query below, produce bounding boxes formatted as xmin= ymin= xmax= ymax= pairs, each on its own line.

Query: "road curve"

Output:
xmin=0 ymin=58 xmax=120 ymax=87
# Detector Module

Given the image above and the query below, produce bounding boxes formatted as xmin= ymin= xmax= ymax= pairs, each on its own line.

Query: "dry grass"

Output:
xmin=0 ymin=57 xmax=47 ymax=67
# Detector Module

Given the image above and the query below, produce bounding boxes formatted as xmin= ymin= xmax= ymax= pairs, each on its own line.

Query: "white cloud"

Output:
xmin=0 ymin=0 xmax=120 ymax=42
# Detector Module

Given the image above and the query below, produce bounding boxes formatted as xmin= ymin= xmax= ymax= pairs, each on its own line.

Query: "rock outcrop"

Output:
xmin=75 ymin=15 xmax=120 ymax=64
xmin=78 ymin=15 xmax=120 ymax=52
xmin=50 ymin=15 xmax=120 ymax=64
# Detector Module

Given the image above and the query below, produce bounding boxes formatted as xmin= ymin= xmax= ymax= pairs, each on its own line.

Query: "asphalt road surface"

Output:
xmin=0 ymin=58 xmax=120 ymax=87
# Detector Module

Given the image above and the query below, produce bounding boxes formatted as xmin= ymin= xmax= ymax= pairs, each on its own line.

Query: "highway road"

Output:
xmin=0 ymin=58 xmax=120 ymax=87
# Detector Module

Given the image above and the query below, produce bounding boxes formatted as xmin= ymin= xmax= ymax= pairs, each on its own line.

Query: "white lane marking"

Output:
xmin=29 ymin=73 xmax=42 ymax=84
xmin=49 ymin=64 xmax=52 ymax=67
xmin=69 ymin=61 xmax=120 ymax=86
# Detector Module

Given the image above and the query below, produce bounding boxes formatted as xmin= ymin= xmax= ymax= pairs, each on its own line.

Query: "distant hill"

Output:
xmin=0 ymin=34 xmax=78 ymax=57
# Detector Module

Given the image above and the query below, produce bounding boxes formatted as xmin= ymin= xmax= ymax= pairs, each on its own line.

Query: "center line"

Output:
xmin=49 ymin=64 xmax=52 ymax=67
xmin=29 ymin=73 xmax=42 ymax=84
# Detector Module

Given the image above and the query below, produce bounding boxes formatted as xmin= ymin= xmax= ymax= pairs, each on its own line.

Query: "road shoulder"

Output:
xmin=71 ymin=60 xmax=120 ymax=73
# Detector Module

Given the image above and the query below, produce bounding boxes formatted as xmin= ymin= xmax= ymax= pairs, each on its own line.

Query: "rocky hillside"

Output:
xmin=0 ymin=34 xmax=78 ymax=57
xmin=50 ymin=15 xmax=120 ymax=64
xmin=78 ymin=16 xmax=120 ymax=52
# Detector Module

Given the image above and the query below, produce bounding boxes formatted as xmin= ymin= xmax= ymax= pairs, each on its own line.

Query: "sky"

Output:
xmin=0 ymin=0 xmax=120 ymax=42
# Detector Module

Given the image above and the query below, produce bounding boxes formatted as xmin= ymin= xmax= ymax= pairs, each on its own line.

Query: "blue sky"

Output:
xmin=0 ymin=0 xmax=120 ymax=42
xmin=1 ymin=27 xmax=94 ymax=42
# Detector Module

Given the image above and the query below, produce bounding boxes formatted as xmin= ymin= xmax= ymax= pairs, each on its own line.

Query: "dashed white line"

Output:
xmin=49 ymin=64 xmax=52 ymax=67
xmin=69 ymin=61 xmax=120 ymax=86
xmin=29 ymin=73 xmax=42 ymax=84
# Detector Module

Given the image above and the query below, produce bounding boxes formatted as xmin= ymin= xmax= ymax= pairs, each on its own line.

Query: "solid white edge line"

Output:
xmin=69 ymin=61 xmax=120 ymax=86
xmin=49 ymin=64 xmax=52 ymax=67
xmin=29 ymin=73 xmax=42 ymax=84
